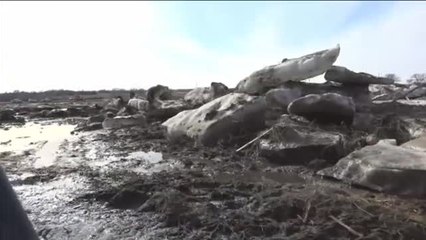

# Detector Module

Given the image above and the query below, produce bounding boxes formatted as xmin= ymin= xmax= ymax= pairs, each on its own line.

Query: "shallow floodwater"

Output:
xmin=0 ymin=121 xmax=76 ymax=168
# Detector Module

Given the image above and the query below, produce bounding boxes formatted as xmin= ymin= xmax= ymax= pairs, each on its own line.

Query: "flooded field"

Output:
xmin=1 ymin=116 xmax=426 ymax=239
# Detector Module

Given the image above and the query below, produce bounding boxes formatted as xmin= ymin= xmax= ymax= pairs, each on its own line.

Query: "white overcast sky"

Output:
xmin=1 ymin=1 xmax=426 ymax=92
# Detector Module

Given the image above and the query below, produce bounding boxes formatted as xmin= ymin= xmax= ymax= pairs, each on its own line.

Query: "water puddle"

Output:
xmin=0 ymin=121 xmax=77 ymax=168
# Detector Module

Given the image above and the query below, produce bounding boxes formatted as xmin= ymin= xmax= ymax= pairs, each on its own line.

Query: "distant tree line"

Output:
xmin=407 ymin=73 xmax=426 ymax=84
xmin=2 ymin=73 xmax=426 ymax=102
xmin=384 ymin=73 xmax=426 ymax=84
xmin=0 ymin=89 xmax=146 ymax=102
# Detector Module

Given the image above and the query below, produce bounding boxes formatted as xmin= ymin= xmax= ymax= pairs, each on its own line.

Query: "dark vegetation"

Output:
xmin=0 ymin=88 xmax=192 ymax=103
xmin=0 ymin=89 xmax=146 ymax=103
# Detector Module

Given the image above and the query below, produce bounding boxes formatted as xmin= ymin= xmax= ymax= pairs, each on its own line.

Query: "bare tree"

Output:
xmin=407 ymin=73 xmax=426 ymax=84
xmin=384 ymin=73 xmax=401 ymax=83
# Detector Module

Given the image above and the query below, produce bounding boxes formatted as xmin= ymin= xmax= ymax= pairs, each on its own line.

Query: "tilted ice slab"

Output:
xmin=236 ymin=44 xmax=341 ymax=95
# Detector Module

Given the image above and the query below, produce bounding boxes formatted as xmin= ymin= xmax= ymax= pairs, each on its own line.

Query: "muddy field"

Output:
xmin=1 ymin=100 xmax=426 ymax=240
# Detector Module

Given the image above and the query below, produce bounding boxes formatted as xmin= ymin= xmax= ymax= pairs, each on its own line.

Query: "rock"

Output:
xmin=162 ymin=93 xmax=267 ymax=146
xmin=287 ymin=93 xmax=356 ymax=125
xmin=365 ymin=134 xmax=379 ymax=145
xmin=0 ymin=109 xmax=25 ymax=124
xmin=259 ymin=117 xmax=345 ymax=165
xmin=147 ymin=100 xmax=189 ymax=122
xmin=0 ymin=109 xmax=16 ymax=122
xmin=116 ymin=106 xmax=139 ymax=116
xmin=264 ymin=87 xmax=304 ymax=126
xmin=14 ymin=117 xmax=25 ymax=124
xmin=147 ymin=85 xmax=172 ymax=107
xmin=371 ymin=99 xmax=426 ymax=117
xmin=210 ymin=82 xmax=230 ymax=98
xmin=46 ymin=109 xmax=68 ymax=118
xmin=35 ymin=105 xmax=55 ymax=112
xmin=402 ymin=134 xmax=426 ymax=152
xmin=26 ymin=106 xmax=74 ymax=119
xmin=76 ymin=122 xmax=103 ymax=132
xmin=66 ymin=107 xmax=87 ymax=117
xmin=102 ymin=114 xmax=147 ymax=129
xmin=279 ymin=81 xmax=372 ymax=113
xmin=369 ymin=84 xmax=402 ymax=96
xmin=372 ymin=115 xmax=426 ymax=145
xmin=88 ymin=114 xmax=105 ymax=124
xmin=103 ymin=97 xmax=125 ymax=113
xmin=236 ymin=45 xmax=340 ymax=95
xmin=406 ymin=87 xmax=426 ymax=99
xmin=29 ymin=110 xmax=50 ymax=119
xmin=265 ymin=88 xmax=303 ymax=111
xmin=266 ymin=81 xmax=371 ymax=124
xmin=378 ymin=139 xmax=397 ymax=146
xmin=370 ymin=84 xmax=426 ymax=101
xmin=0 ymin=140 xmax=12 ymax=145
xmin=352 ymin=113 xmax=379 ymax=132
xmin=318 ymin=141 xmax=426 ymax=197
xmin=128 ymin=98 xmax=149 ymax=112
xmin=184 ymin=87 xmax=211 ymax=106
xmin=184 ymin=82 xmax=230 ymax=106
xmin=325 ymin=66 xmax=394 ymax=85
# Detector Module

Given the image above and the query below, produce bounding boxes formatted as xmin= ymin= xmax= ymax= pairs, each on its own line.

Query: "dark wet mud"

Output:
xmin=1 ymin=118 xmax=426 ymax=239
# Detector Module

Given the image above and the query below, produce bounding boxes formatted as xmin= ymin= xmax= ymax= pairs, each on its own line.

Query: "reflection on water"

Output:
xmin=0 ymin=121 xmax=76 ymax=168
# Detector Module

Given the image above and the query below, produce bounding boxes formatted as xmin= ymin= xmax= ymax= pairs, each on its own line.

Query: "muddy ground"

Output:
xmin=1 ymin=101 xmax=426 ymax=239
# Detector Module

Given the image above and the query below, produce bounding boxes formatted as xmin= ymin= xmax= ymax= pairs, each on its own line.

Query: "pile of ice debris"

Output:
xmin=53 ymin=44 xmax=426 ymax=198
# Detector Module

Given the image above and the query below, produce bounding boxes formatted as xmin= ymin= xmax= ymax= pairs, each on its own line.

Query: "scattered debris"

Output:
xmin=236 ymin=128 xmax=273 ymax=152
xmin=329 ymin=215 xmax=364 ymax=238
